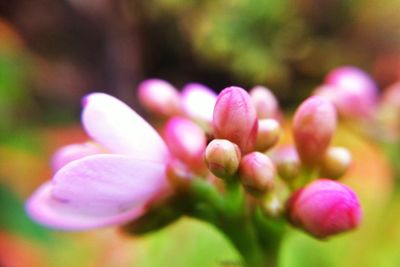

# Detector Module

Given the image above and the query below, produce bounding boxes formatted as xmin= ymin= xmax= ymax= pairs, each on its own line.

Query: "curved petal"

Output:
xmin=26 ymin=182 xmax=145 ymax=230
xmin=51 ymin=142 xmax=104 ymax=172
xmin=26 ymin=154 xmax=168 ymax=230
xmin=82 ymin=93 xmax=169 ymax=163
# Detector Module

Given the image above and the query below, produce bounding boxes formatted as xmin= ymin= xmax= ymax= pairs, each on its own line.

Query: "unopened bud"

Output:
xmin=205 ymin=139 xmax=241 ymax=179
xmin=293 ymin=96 xmax=337 ymax=166
xmin=138 ymin=79 xmax=181 ymax=117
xmin=250 ymin=85 xmax=279 ymax=119
xmin=321 ymin=66 xmax=378 ymax=119
xmin=262 ymin=194 xmax=285 ymax=218
xmin=271 ymin=145 xmax=301 ymax=182
xmin=213 ymin=86 xmax=258 ymax=154
xmin=163 ymin=117 xmax=207 ymax=172
xmin=377 ymin=82 xmax=400 ymax=140
xmin=181 ymin=83 xmax=217 ymax=131
xmin=287 ymin=179 xmax=362 ymax=239
xmin=256 ymin=119 xmax=280 ymax=152
xmin=239 ymin=152 xmax=275 ymax=196
xmin=320 ymin=147 xmax=352 ymax=179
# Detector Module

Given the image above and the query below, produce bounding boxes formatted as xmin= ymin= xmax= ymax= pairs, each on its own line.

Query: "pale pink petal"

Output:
xmin=26 ymin=154 xmax=167 ymax=230
xmin=181 ymin=83 xmax=217 ymax=128
xmin=51 ymin=142 xmax=104 ymax=171
xmin=163 ymin=117 xmax=207 ymax=171
xmin=81 ymin=93 xmax=169 ymax=163
xmin=26 ymin=182 xmax=145 ymax=230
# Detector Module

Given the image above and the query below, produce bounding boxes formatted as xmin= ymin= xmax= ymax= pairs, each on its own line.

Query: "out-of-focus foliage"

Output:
xmin=142 ymin=0 xmax=400 ymax=101
xmin=0 ymin=19 xmax=33 ymax=136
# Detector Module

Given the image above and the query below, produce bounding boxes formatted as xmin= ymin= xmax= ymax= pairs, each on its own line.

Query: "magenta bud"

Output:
xmin=239 ymin=152 xmax=275 ymax=196
xmin=293 ymin=96 xmax=337 ymax=166
xmin=256 ymin=119 xmax=280 ymax=152
xmin=287 ymin=179 xmax=362 ymax=239
xmin=213 ymin=86 xmax=258 ymax=154
xmin=163 ymin=117 xmax=207 ymax=171
xmin=138 ymin=79 xmax=181 ymax=117
xmin=204 ymin=139 xmax=241 ymax=179
xmin=320 ymin=147 xmax=352 ymax=179
xmin=250 ymin=85 xmax=280 ymax=119
xmin=321 ymin=66 xmax=378 ymax=119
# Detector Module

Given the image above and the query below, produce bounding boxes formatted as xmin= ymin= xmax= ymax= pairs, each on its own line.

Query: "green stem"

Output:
xmin=219 ymin=215 xmax=267 ymax=267
xmin=187 ymin=178 xmax=283 ymax=267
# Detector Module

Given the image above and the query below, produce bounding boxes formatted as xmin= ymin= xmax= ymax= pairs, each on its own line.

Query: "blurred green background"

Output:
xmin=1 ymin=0 xmax=400 ymax=266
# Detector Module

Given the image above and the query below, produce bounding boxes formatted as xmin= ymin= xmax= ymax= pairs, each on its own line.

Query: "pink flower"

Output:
xmin=213 ymin=86 xmax=258 ymax=154
xmin=26 ymin=93 xmax=170 ymax=230
xmin=287 ymin=179 xmax=362 ymax=239
xmin=292 ymin=96 xmax=337 ymax=166
xmin=315 ymin=66 xmax=378 ymax=119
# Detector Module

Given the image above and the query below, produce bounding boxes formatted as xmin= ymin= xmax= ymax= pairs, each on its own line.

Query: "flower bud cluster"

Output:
xmin=137 ymin=79 xmax=362 ymax=239
xmin=139 ymin=79 xmax=360 ymax=238
xmin=25 ymin=74 xmax=364 ymax=256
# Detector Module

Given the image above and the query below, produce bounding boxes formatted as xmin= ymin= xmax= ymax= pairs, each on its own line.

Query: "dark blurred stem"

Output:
xmin=104 ymin=0 xmax=143 ymax=105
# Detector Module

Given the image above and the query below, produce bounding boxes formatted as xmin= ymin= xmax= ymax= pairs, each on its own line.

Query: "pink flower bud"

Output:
xmin=293 ymin=96 xmax=337 ymax=166
xmin=204 ymin=139 xmax=241 ymax=179
xmin=320 ymin=147 xmax=352 ymax=179
xmin=319 ymin=66 xmax=378 ymax=119
xmin=381 ymin=81 xmax=400 ymax=107
xmin=181 ymin=83 xmax=217 ymax=131
xmin=239 ymin=152 xmax=275 ymax=196
xmin=255 ymin=119 xmax=280 ymax=152
xmin=163 ymin=117 xmax=207 ymax=172
xmin=271 ymin=145 xmax=301 ymax=182
xmin=138 ymin=79 xmax=181 ymax=117
xmin=287 ymin=179 xmax=362 ymax=239
xmin=250 ymin=85 xmax=279 ymax=119
xmin=213 ymin=86 xmax=258 ymax=154
xmin=377 ymin=82 xmax=400 ymax=140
